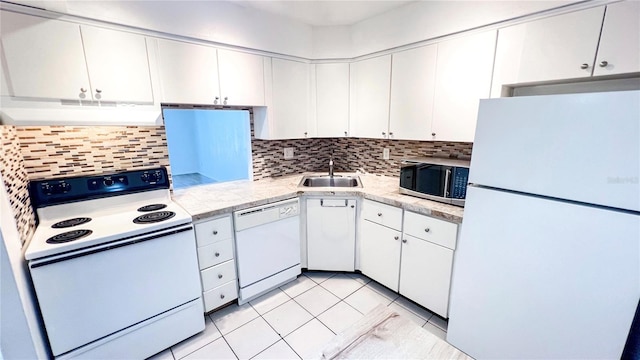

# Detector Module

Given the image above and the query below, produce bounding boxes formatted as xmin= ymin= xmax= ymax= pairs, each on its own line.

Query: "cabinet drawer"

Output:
xmin=201 ymin=259 xmax=237 ymax=292
xmin=403 ymin=211 xmax=458 ymax=250
xmin=203 ymin=281 xmax=238 ymax=313
xmin=362 ymin=199 xmax=403 ymax=230
xmin=197 ymin=239 xmax=234 ymax=270
xmin=195 ymin=216 xmax=233 ymax=247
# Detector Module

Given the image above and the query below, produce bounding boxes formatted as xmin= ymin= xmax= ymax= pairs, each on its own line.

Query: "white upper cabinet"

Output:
xmin=491 ymin=7 xmax=605 ymax=97
xmin=156 ymin=39 xmax=220 ymax=105
xmin=431 ymin=30 xmax=496 ymax=142
xmin=217 ymin=49 xmax=266 ymax=106
xmin=0 ymin=11 xmax=154 ymax=103
xmin=1 ymin=11 xmax=91 ymax=101
xmin=80 ymin=25 xmax=154 ymax=103
xmin=349 ymin=55 xmax=392 ymax=139
xmin=255 ymin=58 xmax=311 ymax=139
xmin=315 ymin=63 xmax=350 ymax=137
xmin=389 ymin=44 xmax=437 ymax=140
xmin=593 ymin=1 xmax=640 ymax=76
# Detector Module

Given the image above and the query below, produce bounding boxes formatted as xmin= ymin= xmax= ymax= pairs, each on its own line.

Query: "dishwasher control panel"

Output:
xmin=279 ymin=203 xmax=299 ymax=218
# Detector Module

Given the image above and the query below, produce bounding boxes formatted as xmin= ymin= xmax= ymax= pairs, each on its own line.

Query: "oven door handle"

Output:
xmin=30 ymin=224 xmax=194 ymax=268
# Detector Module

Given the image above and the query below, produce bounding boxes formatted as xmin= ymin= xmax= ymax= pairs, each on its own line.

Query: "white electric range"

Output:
xmin=26 ymin=167 xmax=204 ymax=359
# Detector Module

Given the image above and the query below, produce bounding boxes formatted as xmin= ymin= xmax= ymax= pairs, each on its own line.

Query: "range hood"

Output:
xmin=0 ymin=106 xmax=163 ymax=126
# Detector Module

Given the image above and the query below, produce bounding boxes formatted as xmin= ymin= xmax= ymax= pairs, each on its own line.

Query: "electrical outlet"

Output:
xmin=383 ymin=148 xmax=390 ymax=160
xmin=284 ymin=147 xmax=294 ymax=160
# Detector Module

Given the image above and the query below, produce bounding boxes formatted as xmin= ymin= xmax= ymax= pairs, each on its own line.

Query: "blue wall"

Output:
xmin=163 ymin=109 xmax=251 ymax=182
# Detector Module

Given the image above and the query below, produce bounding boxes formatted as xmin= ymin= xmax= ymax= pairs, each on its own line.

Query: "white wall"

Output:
xmin=0 ymin=174 xmax=48 ymax=359
xmin=350 ymin=1 xmax=578 ymax=57
xmin=312 ymin=26 xmax=353 ymax=59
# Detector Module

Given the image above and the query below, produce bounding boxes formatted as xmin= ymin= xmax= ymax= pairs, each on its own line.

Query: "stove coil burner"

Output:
xmin=46 ymin=229 xmax=93 ymax=244
xmin=133 ymin=211 xmax=176 ymax=224
xmin=51 ymin=217 xmax=92 ymax=229
xmin=137 ymin=204 xmax=167 ymax=212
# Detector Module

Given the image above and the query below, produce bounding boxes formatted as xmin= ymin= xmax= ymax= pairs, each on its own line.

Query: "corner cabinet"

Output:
xmin=349 ymin=55 xmax=392 ymax=139
xmin=1 ymin=11 xmax=154 ymax=103
xmin=194 ymin=215 xmax=238 ymax=313
xmin=315 ymin=63 xmax=350 ymax=138
xmin=431 ymin=30 xmax=496 ymax=142
xmin=254 ymin=58 xmax=312 ymax=139
xmin=306 ymin=198 xmax=356 ymax=271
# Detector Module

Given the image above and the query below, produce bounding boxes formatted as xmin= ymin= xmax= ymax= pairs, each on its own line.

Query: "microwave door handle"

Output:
xmin=444 ymin=168 xmax=451 ymax=197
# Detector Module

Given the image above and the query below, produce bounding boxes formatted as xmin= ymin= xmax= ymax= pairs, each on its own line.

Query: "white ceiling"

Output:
xmin=233 ymin=0 xmax=416 ymax=26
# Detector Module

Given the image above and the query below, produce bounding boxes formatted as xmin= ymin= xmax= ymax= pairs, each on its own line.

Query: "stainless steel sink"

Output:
xmin=299 ymin=175 xmax=362 ymax=188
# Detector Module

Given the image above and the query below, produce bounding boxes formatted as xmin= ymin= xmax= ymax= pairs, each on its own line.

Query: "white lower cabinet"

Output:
xmin=360 ymin=219 xmax=402 ymax=292
xmin=194 ymin=215 xmax=238 ymax=313
xmin=306 ymin=198 xmax=356 ymax=271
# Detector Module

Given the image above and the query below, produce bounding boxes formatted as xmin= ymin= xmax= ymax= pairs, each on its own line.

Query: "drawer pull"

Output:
xmin=215 ymin=252 xmax=220 ymax=257
xmin=220 ymin=294 xmax=225 ymax=299
xmin=377 ymin=212 xmax=382 ymax=217
xmin=218 ymin=274 xmax=223 ymax=279
xmin=213 ymin=230 xmax=218 ymax=235
xmin=402 ymin=239 xmax=408 ymax=243
xmin=394 ymin=236 xmax=399 ymax=240
xmin=424 ymin=228 xmax=430 ymax=233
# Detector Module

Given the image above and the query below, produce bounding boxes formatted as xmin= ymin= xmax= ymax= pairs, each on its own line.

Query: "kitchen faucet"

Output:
xmin=329 ymin=154 xmax=334 ymax=177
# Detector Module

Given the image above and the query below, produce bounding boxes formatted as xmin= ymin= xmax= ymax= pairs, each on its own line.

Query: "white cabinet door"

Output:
xmin=389 ymin=44 xmax=437 ymax=140
xmin=593 ymin=1 xmax=640 ymax=76
xmin=349 ymin=55 xmax=391 ymax=139
xmin=156 ymin=39 xmax=220 ymax=105
xmin=316 ymin=63 xmax=350 ymax=137
xmin=0 ymin=11 xmax=91 ymax=100
xmin=491 ymin=6 xmax=605 ymax=97
xmin=217 ymin=49 xmax=265 ymax=106
xmin=306 ymin=199 xmax=356 ymax=271
xmin=359 ymin=220 xmax=401 ymax=292
xmin=80 ymin=25 xmax=154 ymax=103
xmin=431 ymin=30 xmax=496 ymax=142
xmin=399 ymin=234 xmax=453 ymax=318
xmin=268 ymin=58 xmax=311 ymax=139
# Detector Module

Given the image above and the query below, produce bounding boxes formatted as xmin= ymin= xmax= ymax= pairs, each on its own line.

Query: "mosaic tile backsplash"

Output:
xmin=0 ymin=126 xmax=36 ymax=246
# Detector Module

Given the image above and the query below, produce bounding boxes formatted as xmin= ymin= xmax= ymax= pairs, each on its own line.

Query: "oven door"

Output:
xmin=29 ymin=225 xmax=201 ymax=357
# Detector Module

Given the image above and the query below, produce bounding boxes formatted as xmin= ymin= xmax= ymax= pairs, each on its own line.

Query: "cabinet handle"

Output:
xmin=220 ymin=294 xmax=225 ymax=299
xmin=389 ymin=132 xmax=394 ymax=137
xmin=599 ymin=61 xmax=608 ymax=68
xmin=95 ymin=89 xmax=102 ymax=93
xmin=580 ymin=63 xmax=589 ymax=70
xmin=344 ymin=131 xmax=348 ymax=136
xmin=214 ymin=96 xmax=219 ymax=105
xmin=218 ymin=274 xmax=223 ymax=279
xmin=215 ymin=252 xmax=220 ymax=257
xmin=382 ymin=132 xmax=386 ymax=137
xmin=431 ymin=132 xmax=436 ymax=137
xmin=394 ymin=236 xmax=399 ymax=240
xmin=304 ymin=132 xmax=308 ymax=137
xmin=350 ymin=205 xmax=355 ymax=208
xmin=223 ymin=96 xmax=228 ymax=105
xmin=425 ymin=228 xmax=430 ymax=233
xmin=377 ymin=212 xmax=382 ymax=217
xmin=80 ymin=88 xmax=87 ymax=93
xmin=213 ymin=230 xmax=218 ymax=235
xmin=402 ymin=239 xmax=408 ymax=243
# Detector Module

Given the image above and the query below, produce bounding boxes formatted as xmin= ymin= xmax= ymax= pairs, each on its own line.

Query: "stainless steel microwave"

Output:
xmin=399 ymin=157 xmax=470 ymax=207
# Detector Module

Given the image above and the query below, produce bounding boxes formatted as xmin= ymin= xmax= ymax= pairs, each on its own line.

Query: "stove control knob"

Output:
xmin=41 ymin=183 xmax=52 ymax=195
xmin=141 ymin=173 xmax=150 ymax=182
xmin=62 ymin=182 xmax=71 ymax=193
xmin=103 ymin=178 xmax=114 ymax=187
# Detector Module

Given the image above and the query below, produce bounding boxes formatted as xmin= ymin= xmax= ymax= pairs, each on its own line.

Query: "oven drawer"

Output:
xmin=197 ymin=239 xmax=234 ymax=270
xmin=201 ymin=259 xmax=237 ymax=292
xmin=403 ymin=211 xmax=458 ymax=250
xmin=203 ymin=281 xmax=238 ymax=312
xmin=362 ymin=199 xmax=403 ymax=231
xmin=195 ymin=216 xmax=233 ymax=247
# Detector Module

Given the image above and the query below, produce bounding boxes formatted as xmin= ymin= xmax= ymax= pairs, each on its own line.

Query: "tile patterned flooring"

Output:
xmin=149 ymin=271 xmax=449 ymax=360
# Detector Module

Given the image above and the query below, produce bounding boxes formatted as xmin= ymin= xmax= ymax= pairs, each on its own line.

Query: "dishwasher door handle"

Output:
xmin=320 ymin=199 xmax=349 ymax=207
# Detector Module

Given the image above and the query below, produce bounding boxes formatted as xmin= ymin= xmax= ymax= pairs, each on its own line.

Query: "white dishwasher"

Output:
xmin=234 ymin=198 xmax=301 ymax=303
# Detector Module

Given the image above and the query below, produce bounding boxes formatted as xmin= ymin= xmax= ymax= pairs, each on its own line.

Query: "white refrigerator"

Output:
xmin=447 ymin=90 xmax=640 ymax=359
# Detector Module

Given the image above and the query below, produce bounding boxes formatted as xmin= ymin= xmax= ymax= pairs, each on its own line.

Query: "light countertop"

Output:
xmin=171 ymin=173 xmax=464 ymax=224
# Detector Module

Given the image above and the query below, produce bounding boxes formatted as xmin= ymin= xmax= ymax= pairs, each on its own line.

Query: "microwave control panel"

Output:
xmin=451 ymin=167 xmax=469 ymax=199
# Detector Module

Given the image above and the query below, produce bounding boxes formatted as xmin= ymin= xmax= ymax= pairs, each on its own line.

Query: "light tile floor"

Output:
xmin=148 ymin=271 xmax=450 ymax=360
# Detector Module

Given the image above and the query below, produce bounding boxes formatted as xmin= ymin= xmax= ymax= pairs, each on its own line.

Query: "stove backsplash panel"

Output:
xmin=16 ymin=126 xmax=171 ymax=181
xmin=0 ymin=126 xmax=36 ymax=246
